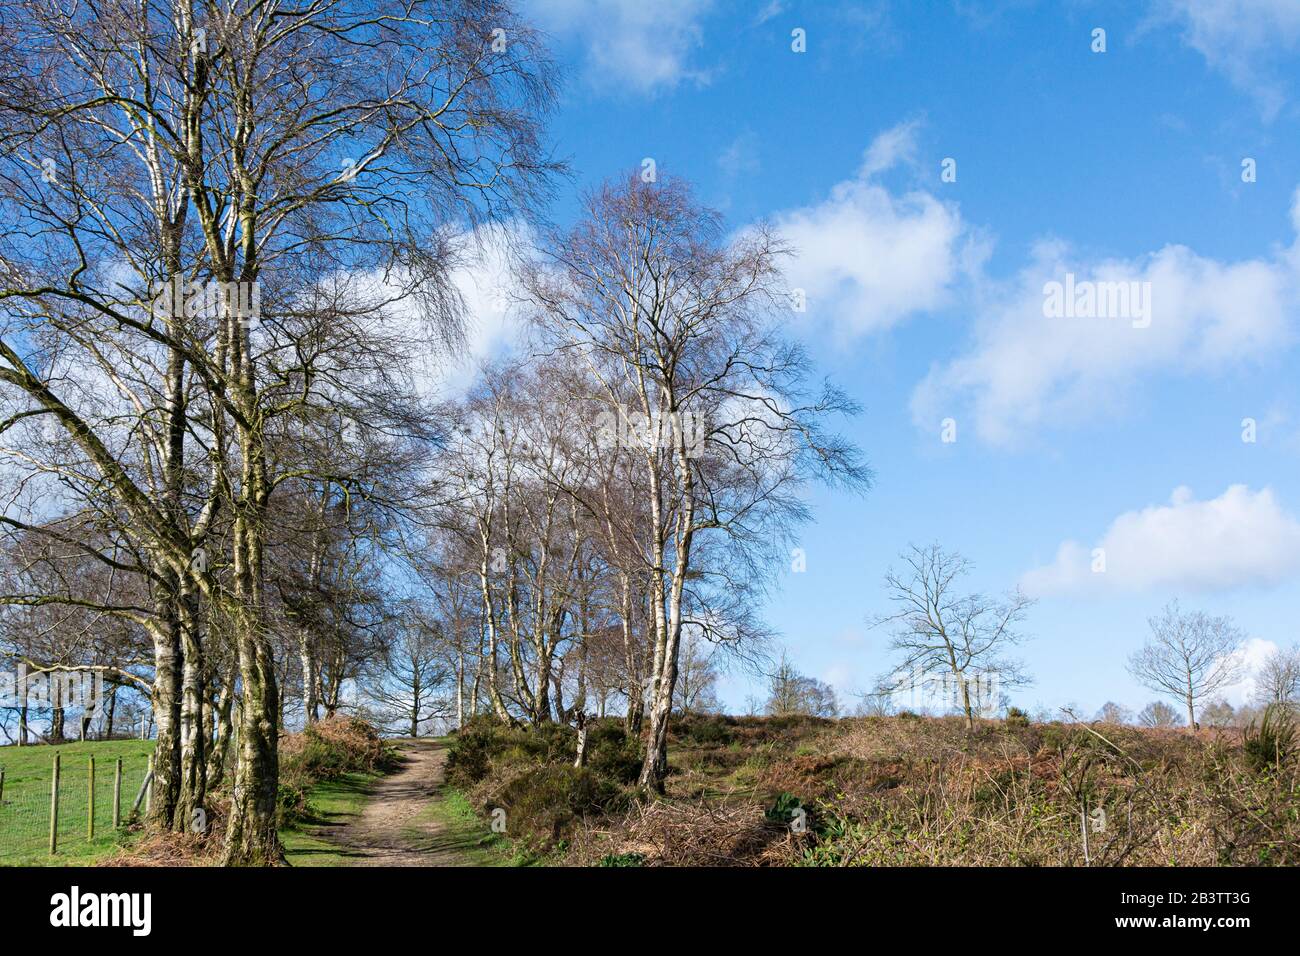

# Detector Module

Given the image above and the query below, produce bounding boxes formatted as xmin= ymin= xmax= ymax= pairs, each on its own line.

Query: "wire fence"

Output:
xmin=0 ymin=741 xmax=153 ymax=864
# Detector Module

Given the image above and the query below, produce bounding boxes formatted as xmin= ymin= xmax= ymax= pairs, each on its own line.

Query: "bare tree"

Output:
xmin=361 ymin=608 xmax=453 ymax=737
xmin=0 ymin=0 xmax=558 ymax=862
xmin=525 ymin=174 xmax=869 ymax=790
xmin=1094 ymin=701 xmax=1132 ymax=725
xmin=1200 ymin=698 xmax=1236 ymax=727
xmin=1253 ymin=644 xmax=1300 ymax=710
xmin=1127 ymin=601 xmax=1244 ymax=730
xmin=675 ymin=630 xmax=722 ymax=716
xmin=873 ymin=544 xmax=1033 ymax=730
xmin=765 ymin=652 xmax=837 ymax=718
xmin=1138 ymin=700 xmax=1182 ymax=728
xmin=853 ymin=682 xmax=897 ymax=717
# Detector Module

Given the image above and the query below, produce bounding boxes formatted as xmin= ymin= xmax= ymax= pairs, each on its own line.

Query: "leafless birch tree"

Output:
xmin=874 ymin=544 xmax=1033 ymax=730
xmin=0 ymin=0 xmax=557 ymax=862
xmin=525 ymin=175 xmax=869 ymax=790
xmin=1127 ymin=600 xmax=1245 ymax=729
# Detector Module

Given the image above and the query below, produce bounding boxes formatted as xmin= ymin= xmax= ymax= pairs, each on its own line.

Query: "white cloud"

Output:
xmin=859 ymin=119 xmax=920 ymax=176
xmin=435 ymin=226 xmax=533 ymax=395
xmin=775 ymin=122 xmax=976 ymax=337
xmin=912 ymin=190 xmax=1300 ymax=445
xmin=524 ymin=0 xmax=713 ymax=94
xmin=1021 ymin=485 xmax=1300 ymax=596
xmin=1217 ymin=637 xmax=1281 ymax=707
xmin=1155 ymin=0 xmax=1300 ymax=119
xmin=381 ymin=223 xmax=534 ymax=400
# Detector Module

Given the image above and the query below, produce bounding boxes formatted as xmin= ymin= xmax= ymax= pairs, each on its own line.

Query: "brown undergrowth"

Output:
xmin=449 ymin=712 xmax=1299 ymax=867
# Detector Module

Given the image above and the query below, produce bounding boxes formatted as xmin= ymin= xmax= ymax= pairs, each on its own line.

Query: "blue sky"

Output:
xmin=467 ymin=0 xmax=1300 ymax=717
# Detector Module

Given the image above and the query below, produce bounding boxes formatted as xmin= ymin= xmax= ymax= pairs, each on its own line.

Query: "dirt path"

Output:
xmin=329 ymin=739 xmax=471 ymax=866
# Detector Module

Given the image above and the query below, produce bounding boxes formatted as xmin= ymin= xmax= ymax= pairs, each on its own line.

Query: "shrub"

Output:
xmin=491 ymin=764 xmax=627 ymax=850
xmin=674 ymin=715 xmax=734 ymax=746
xmin=585 ymin=719 xmax=643 ymax=784
xmin=529 ymin=720 xmax=580 ymax=762
xmin=281 ymin=715 xmax=396 ymax=781
xmin=1005 ymin=707 xmax=1031 ymax=729
xmin=599 ymin=852 xmax=646 ymax=867
xmin=446 ymin=716 xmax=592 ymax=788
xmin=276 ymin=768 xmax=314 ymax=827
xmin=275 ymin=716 xmax=396 ymax=826
xmin=445 ymin=715 xmax=510 ymax=787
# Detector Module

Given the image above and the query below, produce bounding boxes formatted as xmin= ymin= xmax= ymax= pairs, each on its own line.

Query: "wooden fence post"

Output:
xmin=130 ymin=766 xmax=154 ymax=819
xmin=88 ymin=756 xmax=95 ymax=840
xmin=0 ymin=768 xmax=5 ymax=803
xmin=113 ymin=758 xmax=123 ymax=829
xmin=144 ymin=756 xmax=153 ymax=816
xmin=49 ymin=752 xmax=60 ymax=856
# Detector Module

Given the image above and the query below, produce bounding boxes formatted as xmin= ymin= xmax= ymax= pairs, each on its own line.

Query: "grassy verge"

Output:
xmin=280 ymin=770 xmax=382 ymax=867
xmin=418 ymin=787 xmax=534 ymax=867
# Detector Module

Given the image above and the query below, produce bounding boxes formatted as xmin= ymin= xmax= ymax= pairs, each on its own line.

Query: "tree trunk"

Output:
xmin=470 ymin=654 xmax=482 ymax=719
xmin=217 ymin=276 xmax=283 ymax=863
xmin=960 ymin=675 xmax=975 ymax=731
xmin=221 ymin=609 xmax=281 ymax=865
xmin=300 ymin=629 xmax=319 ymax=726
xmin=534 ymin=650 xmax=553 ymax=723
xmin=573 ymin=711 xmax=588 ymax=768
xmin=220 ymin=496 xmax=282 ymax=864
xmin=640 ymin=562 xmax=683 ymax=792
xmin=455 ymin=649 xmax=465 ymax=730
xmin=207 ymin=665 xmax=236 ymax=788
xmin=176 ymin=590 xmax=207 ymax=831
xmin=149 ymin=584 xmax=183 ymax=829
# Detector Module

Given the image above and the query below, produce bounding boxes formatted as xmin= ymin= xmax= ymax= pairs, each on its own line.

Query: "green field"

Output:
xmin=0 ymin=739 xmax=155 ymax=866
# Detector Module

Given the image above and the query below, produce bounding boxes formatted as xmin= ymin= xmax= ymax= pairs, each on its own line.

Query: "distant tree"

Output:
xmin=1253 ymin=645 xmax=1300 ymax=710
xmin=674 ymin=632 xmax=722 ymax=716
xmin=799 ymin=679 xmax=839 ymax=719
xmin=766 ymin=653 xmax=838 ymax=718
xmin=1138 ymin=700 xmax=1182 ymax=728
xmin=1127 ymin=601 xmax=1245 ymax=729
xmin=874 ymin=544 xmax=1033 ymax=730
xmin=360 ymin=609 xmax=454 ymax=737
xmin=1200 ymin=698 xmax=1236 ymax=727
xmin=1230 ymin=703 xmax=1262 ymax=728
xmin=766 ymin=654 xmax=803 ymax=716
xmin=854 ymin=681 xmax=897 ymax=717
xmin=1095 ymin=701 xmax=1132 ymax=725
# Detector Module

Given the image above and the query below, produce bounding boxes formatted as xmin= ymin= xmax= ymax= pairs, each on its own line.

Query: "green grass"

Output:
xmin=419 ymin=787 xmax=532 ymax=866
xmin=280 ymin=770 xmax=382 ymax=867
xmin=0 ymin=739 xmax=155 ymax=867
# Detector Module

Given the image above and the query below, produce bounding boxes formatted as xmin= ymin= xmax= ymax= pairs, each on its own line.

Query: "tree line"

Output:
xmin=0 ymin=1 xmax=867 ymax=863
